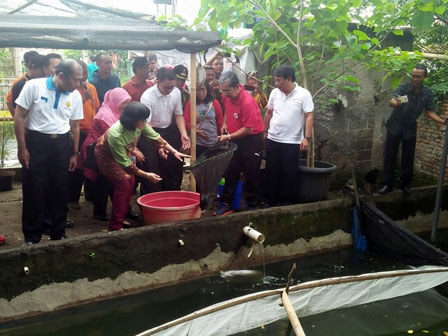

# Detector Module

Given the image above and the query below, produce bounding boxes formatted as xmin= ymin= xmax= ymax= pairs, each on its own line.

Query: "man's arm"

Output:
xmin=263 ymin=108 xmax=273 ymax=140
xmin=390 ymin=84 xmax=404 ymax=108
xmin=217 ymin=127 xmax=253 ymax=142
xmin=389 ymin=97 xmax=403 ymax=108
xmin=301 ymin=112 xmax=314 ymax=151
xmin=205 ymin=51 xmax=222 ymax=66
xmin=14 ymin=105 xmax=29 ymax=169
xmin=426 ymin=110 xmax=445 ymax=125
xmin=174 ymin=114 xmax=190 ymax=150
xmin=69 ymin=120 xmax=80 ymax=172
xmin=6 ymin=102 xmax=15 ymax=117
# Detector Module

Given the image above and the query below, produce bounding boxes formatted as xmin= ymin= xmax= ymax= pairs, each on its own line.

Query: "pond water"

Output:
xmin=1 ymin=247 xmax=447 ymax=336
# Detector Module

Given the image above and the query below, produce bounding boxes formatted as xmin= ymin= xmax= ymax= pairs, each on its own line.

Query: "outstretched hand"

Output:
xmin=181 ymin=134 xmax=191 ymax=150
xmin=174 ymin=151 xmax=191 ymax=162
xmin=146 ymin=172 xmax=162 ymax=183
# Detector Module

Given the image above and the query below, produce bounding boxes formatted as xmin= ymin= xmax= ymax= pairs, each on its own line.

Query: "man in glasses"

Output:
xmin=139 ymin=67 xmax=190 ymax=194
xmin=215 ymin=71 xmax=264 ymax=215
xmin=14 ymin=60 xmax=83 ymax=245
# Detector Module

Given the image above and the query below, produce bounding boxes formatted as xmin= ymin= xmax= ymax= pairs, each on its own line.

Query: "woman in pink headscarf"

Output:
xmin=80 ymin=88 xmax=132 ymax=221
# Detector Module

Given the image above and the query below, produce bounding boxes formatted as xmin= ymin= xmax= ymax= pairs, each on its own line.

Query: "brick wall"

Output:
xmin=415 ymin=96 xmax=448 ymax=178
xmin=313 ymin=64 xmax=392 ymax=176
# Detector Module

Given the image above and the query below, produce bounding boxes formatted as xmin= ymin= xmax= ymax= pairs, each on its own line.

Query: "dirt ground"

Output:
xmin=0 ymin=171 xmax=216 ymax=249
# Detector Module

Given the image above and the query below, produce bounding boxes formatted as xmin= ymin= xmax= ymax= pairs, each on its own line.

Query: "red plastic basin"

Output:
xmin=137 ymin=191 xmax=201 ymax=225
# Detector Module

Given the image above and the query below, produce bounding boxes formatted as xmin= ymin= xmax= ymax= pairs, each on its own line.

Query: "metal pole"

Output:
xmin=431 ymin=123 xmax=448 ymax=242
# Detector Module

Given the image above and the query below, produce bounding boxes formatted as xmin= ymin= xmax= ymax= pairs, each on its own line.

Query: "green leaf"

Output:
xmin=361 ymin=42 xmax=372 ymax=49
xmin=272 ymin=11 xmax=282 ymax=20
xmin=351 ymin=0 xmax=361 ymax=8
xmin=411 ymin=10 xmax=434 ymax=31
xmin=391 ymin=75 xmax=403 ymax=89
xmin=353 ymin=29 xmax=369 ymax=41
xmin=243 ymin=38 xmax=252 ymax=45
xmin=392 ymin=29 xmax=403 ymax=36
xmin=371 ymin=37 xmax=380 ymax=45
xmin=264 ymin=47 xmax=276 ymax=60
xmin=435 ymin=5 xmax=446 ymax=15
xmin=419 ymin=1 xmax=434 ymax=12
xmin=345 ymin=75 xmax=360 ymax=83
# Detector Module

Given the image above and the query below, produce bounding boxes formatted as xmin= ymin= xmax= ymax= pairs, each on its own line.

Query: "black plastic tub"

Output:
xmin=0 ymin=170 xmax=15 ymax=191
xmin=297 ymin=159 xmax=336 ymax=203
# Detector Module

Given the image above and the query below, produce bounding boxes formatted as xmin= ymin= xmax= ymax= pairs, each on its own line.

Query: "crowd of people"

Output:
xmin=0 ymin=50 xmax=317 ymax=246
xmin=4 ymin=49 xmax=435 ymax=248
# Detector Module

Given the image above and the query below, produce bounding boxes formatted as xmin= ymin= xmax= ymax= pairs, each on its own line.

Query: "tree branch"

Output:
xmin=248 ymin=0 xmax=298 ymax=50
xmin=296 ymin=0 xmax=307 ymax=89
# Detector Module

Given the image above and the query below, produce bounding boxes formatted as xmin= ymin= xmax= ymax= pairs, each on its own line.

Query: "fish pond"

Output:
xmin=1 ymin=246 xmax=448 ymax=336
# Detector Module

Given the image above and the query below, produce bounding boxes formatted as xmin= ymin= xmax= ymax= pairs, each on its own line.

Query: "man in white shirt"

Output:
xmin=263 ymin=65 xmax=314 ymax=206
xmin=14 ymin=59 xmax=83 ymax=245
xmin=139 ymin=67 xmax=190 ymax=193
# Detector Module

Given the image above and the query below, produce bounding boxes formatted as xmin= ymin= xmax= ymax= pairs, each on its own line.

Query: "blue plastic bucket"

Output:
xmin=218 ymin=179 xmax=243 ymax=210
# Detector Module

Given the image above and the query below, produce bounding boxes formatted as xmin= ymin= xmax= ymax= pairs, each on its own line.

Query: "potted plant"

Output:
xmin=0 ymin=115 xmax=16 ymax=191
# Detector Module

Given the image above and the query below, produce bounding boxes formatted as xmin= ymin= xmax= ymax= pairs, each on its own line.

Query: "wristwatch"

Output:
xmin=304 ymin=136 xmax=311 ymax=141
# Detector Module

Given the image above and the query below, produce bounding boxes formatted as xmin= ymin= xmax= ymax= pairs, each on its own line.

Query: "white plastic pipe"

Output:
xmin=243 ymin=226 xmax=265 ymax=244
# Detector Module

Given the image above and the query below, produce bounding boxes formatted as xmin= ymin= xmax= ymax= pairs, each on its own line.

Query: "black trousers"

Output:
xmin=265 ymin=139 xmax=301 ymax=205
xmin=222 ymin=133 xmax=263 ymax=207
xmin=139 ymin=123 xmax=183 ymax=195
xmin=88 ymin=174 xmax=114 ymax=216
xmin=68 ymin=130 xmax=88 ymax=203
xmin=382 ymin=130 xmax=416 ymax=188
xmin=22 ymin=130 xmax=70 ymax=243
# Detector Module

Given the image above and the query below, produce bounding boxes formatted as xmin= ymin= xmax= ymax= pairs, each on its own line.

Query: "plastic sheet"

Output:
xmin=137 ymin=266 xmax=448 ymax=336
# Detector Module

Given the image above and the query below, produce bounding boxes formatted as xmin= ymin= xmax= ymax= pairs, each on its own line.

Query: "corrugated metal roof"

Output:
xmin=0 ymin=0 xmax=220 ymax=53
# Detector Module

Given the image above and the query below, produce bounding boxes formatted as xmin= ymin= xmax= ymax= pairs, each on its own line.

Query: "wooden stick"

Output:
xmin=137 ymin=267 xmax=448 ymax=335
xmin=189 ymin=53 xmax=197 ymax=192
xmin=351 ymin=165 xmax=360 ymax=209
xmin=281 ymin=290 xmax=307 ymax=336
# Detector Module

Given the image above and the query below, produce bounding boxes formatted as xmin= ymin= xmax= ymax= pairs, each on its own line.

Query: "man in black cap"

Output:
xmin=148 ymin=53 xmax=158 ymax=81
xmin=173 ymin=64 xmax=190 ymax=110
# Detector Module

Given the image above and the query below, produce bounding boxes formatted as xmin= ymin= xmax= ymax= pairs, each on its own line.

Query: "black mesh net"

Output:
xmin=186 ymin=143 xmax=238 ymax=209
xmin=360 ymin=199 xmax=448 ymax=266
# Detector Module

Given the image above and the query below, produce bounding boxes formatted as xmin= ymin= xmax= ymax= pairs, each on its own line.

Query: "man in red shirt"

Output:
xmin=215 ymin=72 xmax=264 ymax=215
xmin=123 ymin=57 xmax=155 ymax=102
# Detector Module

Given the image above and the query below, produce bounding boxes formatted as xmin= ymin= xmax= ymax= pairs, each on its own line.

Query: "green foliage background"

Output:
xmin=195 ymin=0 xmax=448 ymax=104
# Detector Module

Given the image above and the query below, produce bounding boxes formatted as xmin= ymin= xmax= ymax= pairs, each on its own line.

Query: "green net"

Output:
xmin=186 ymin=143 xmax=237 ymax=209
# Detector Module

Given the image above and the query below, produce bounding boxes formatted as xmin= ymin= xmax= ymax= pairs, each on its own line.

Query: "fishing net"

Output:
xmin=186 ymin=143 xmax=237 ymax=209
xmin=360 ymin=200 xmax=448 ymax=266
xmin=136 ymin=266 xmax=448 ymax=336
